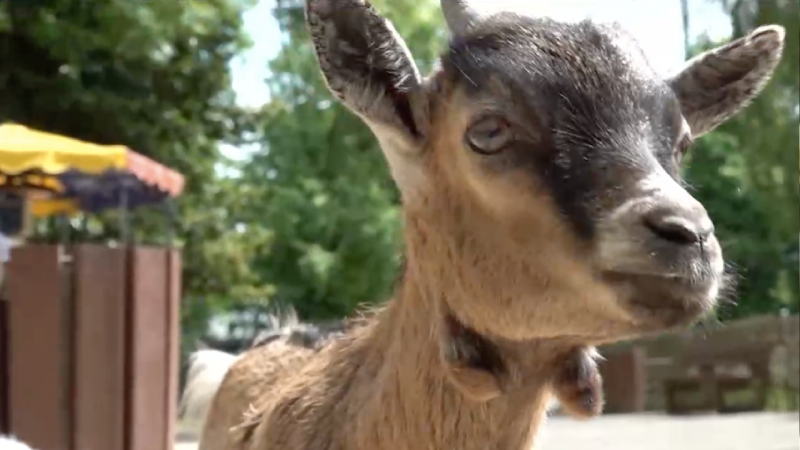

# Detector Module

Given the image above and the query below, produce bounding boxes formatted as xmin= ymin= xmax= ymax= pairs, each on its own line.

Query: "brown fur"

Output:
xmin=202 ymin=299 xmax=590 ymax=450
xmin=200 ymin=302 xmax=602 ymax=449
xmin=200 ymin=341 xmax=316 ymax=450
xmin=200 ymin=165 xmax=620 ymax=449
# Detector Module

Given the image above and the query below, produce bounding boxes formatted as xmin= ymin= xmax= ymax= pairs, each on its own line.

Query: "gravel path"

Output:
xmin=176 ymin=412 xmax=799 ymax=450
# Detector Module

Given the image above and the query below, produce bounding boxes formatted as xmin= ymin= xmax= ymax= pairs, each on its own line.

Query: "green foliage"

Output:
xmin=0 ymin=0 xmax=268 ymax=338
xmin=235 ymin=0 xmax=445 ymax=320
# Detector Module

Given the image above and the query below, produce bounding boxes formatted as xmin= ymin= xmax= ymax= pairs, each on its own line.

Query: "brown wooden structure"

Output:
xmin=662 ymin=333 xmax=778 ymax=414
xmin=598 ymin=346 xmax=647 ymax=413
xmin=600 ymin=314 xmax=799 ymax=413
xmin=0 ymin=244 xmax=180 ymax=450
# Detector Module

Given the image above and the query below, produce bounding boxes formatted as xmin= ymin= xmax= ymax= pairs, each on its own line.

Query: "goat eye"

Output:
xmin=465 ymin=116 xmax=513 ymax=155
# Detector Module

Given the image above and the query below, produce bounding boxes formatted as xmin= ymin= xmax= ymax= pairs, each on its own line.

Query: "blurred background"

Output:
xmin=0 ymin=0 xmax=797 ymax=448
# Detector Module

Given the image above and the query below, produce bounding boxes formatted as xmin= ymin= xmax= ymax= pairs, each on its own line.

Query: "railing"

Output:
xmin=600 ymin=314 xmax=800 ymax=412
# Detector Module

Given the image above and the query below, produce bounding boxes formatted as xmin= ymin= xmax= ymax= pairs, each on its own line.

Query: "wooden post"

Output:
xmin=0 ymin=298 xmax=9 ymax=434
xmin=4 ymin=244 xmax=182 ymax=450
xmin=697 ymin=364 xmax=718 ymax=411
xmin=165 ymin=249 xmax=181 ymax=450
xmin=73 ymin=246 xmax=127 ymax=450
xmin=127 ymin=247 xmax=177 ymax=450
xmin=7 ymin=245 xmax=71 ymax=450
xmin=599 ymin=346 xmax=647 ymax=413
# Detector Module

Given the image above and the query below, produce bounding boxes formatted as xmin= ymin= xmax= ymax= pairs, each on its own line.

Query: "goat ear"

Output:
xmin=551 ymin=347 xmax=604 ymax=419
xmin=305 ymin=0 xmax=426 ymax=160
xmin=667 ymin=25 xmax=784 ymax=137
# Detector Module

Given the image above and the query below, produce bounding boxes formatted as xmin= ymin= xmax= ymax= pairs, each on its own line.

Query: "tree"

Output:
xmin=236 ymin=0 xmax=445 ymax=321
xmin=0 ymin=0 xmax=269 ymax=345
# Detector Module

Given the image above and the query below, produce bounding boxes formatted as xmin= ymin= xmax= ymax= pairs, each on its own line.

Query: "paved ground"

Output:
xmin=176 ymin=412 xmax=799 ymax=450
xmin=537 ymin=412 xmax=799 ymax=450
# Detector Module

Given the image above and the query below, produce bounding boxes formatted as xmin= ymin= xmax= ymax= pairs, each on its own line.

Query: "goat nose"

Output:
xmin=643 ymin=209 xmax=714 ymax=245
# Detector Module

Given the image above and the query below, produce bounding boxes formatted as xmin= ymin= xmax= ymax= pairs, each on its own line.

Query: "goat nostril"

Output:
xmin=644 ymin=216 xmax=704 ymax=245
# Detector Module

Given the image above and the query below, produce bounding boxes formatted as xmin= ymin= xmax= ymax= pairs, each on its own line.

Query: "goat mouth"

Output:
xmin=602 ymin=271 xmax=719 ymax=328
xmin=602 ymin=268 xmax=717 ymax=288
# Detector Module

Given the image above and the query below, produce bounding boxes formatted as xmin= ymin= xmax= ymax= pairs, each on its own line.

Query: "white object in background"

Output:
xmin=179 ymin=349 xmax=240 ymax=428
xmin=0 ymin=232 xmax=12 ymax=263
xmin=0 ymin=435 xmax=35 ymax=450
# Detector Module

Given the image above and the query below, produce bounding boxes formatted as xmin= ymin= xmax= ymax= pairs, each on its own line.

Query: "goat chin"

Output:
xmin=179 ymin=349 xmax=241 ymax=430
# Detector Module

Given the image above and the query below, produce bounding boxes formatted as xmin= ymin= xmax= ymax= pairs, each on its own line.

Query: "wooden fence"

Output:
xmin=0 ymin=244 xmax=181 ymax=450
xmin=600 ymin=314 xmax=800 ymax=412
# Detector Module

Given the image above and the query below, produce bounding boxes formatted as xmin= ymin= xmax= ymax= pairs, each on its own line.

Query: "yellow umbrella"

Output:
xmin=28 ymin=198 xmax=80 ymax=217
xmin=0 ymin=123 xmax=129 ymax=217
xmin=0 ymin=123 xmax=184 ymax=217
xmin=0 ymin=123 xmax=128 ymax=176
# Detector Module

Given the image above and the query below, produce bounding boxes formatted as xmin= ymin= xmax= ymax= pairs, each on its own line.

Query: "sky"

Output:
xmin=222 ymin=0 xmax=732 ymax=160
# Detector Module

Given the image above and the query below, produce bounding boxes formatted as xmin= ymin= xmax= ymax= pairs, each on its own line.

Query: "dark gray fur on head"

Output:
xmin=667 ymin=25 xmax=785 ymax=136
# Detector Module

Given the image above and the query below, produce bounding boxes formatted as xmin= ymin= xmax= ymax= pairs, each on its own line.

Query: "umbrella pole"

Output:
xmin=119 ymin=187 xmax=130 ymax=244
xmin=55 ymin=212 xmax=74 ymax=448
xmin=79 ymin=213 xmax=88 ymax=237
xmin=57 ymin=213 xmax=70 ymax=246
xmin=164 ymin=198 xmax=177 ymax=248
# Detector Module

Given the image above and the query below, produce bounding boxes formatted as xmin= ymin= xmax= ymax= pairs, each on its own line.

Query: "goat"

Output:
xmin=199 ymin=1 xmax=784 ymax=449
xmin=179 ymin=307 xmax=342 ymax=430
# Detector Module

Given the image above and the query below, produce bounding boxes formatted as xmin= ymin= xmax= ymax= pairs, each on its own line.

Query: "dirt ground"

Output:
xmin=175 ymin=412 xmax=799 ymax=450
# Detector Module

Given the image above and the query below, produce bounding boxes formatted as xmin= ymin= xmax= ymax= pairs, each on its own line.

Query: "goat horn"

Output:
xmin=440 ymin=0 xmax=481 ymax=35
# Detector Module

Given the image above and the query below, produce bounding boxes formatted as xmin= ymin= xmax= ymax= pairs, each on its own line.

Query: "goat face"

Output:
xmin=305 ymin=0 xmax=784 ymax=341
